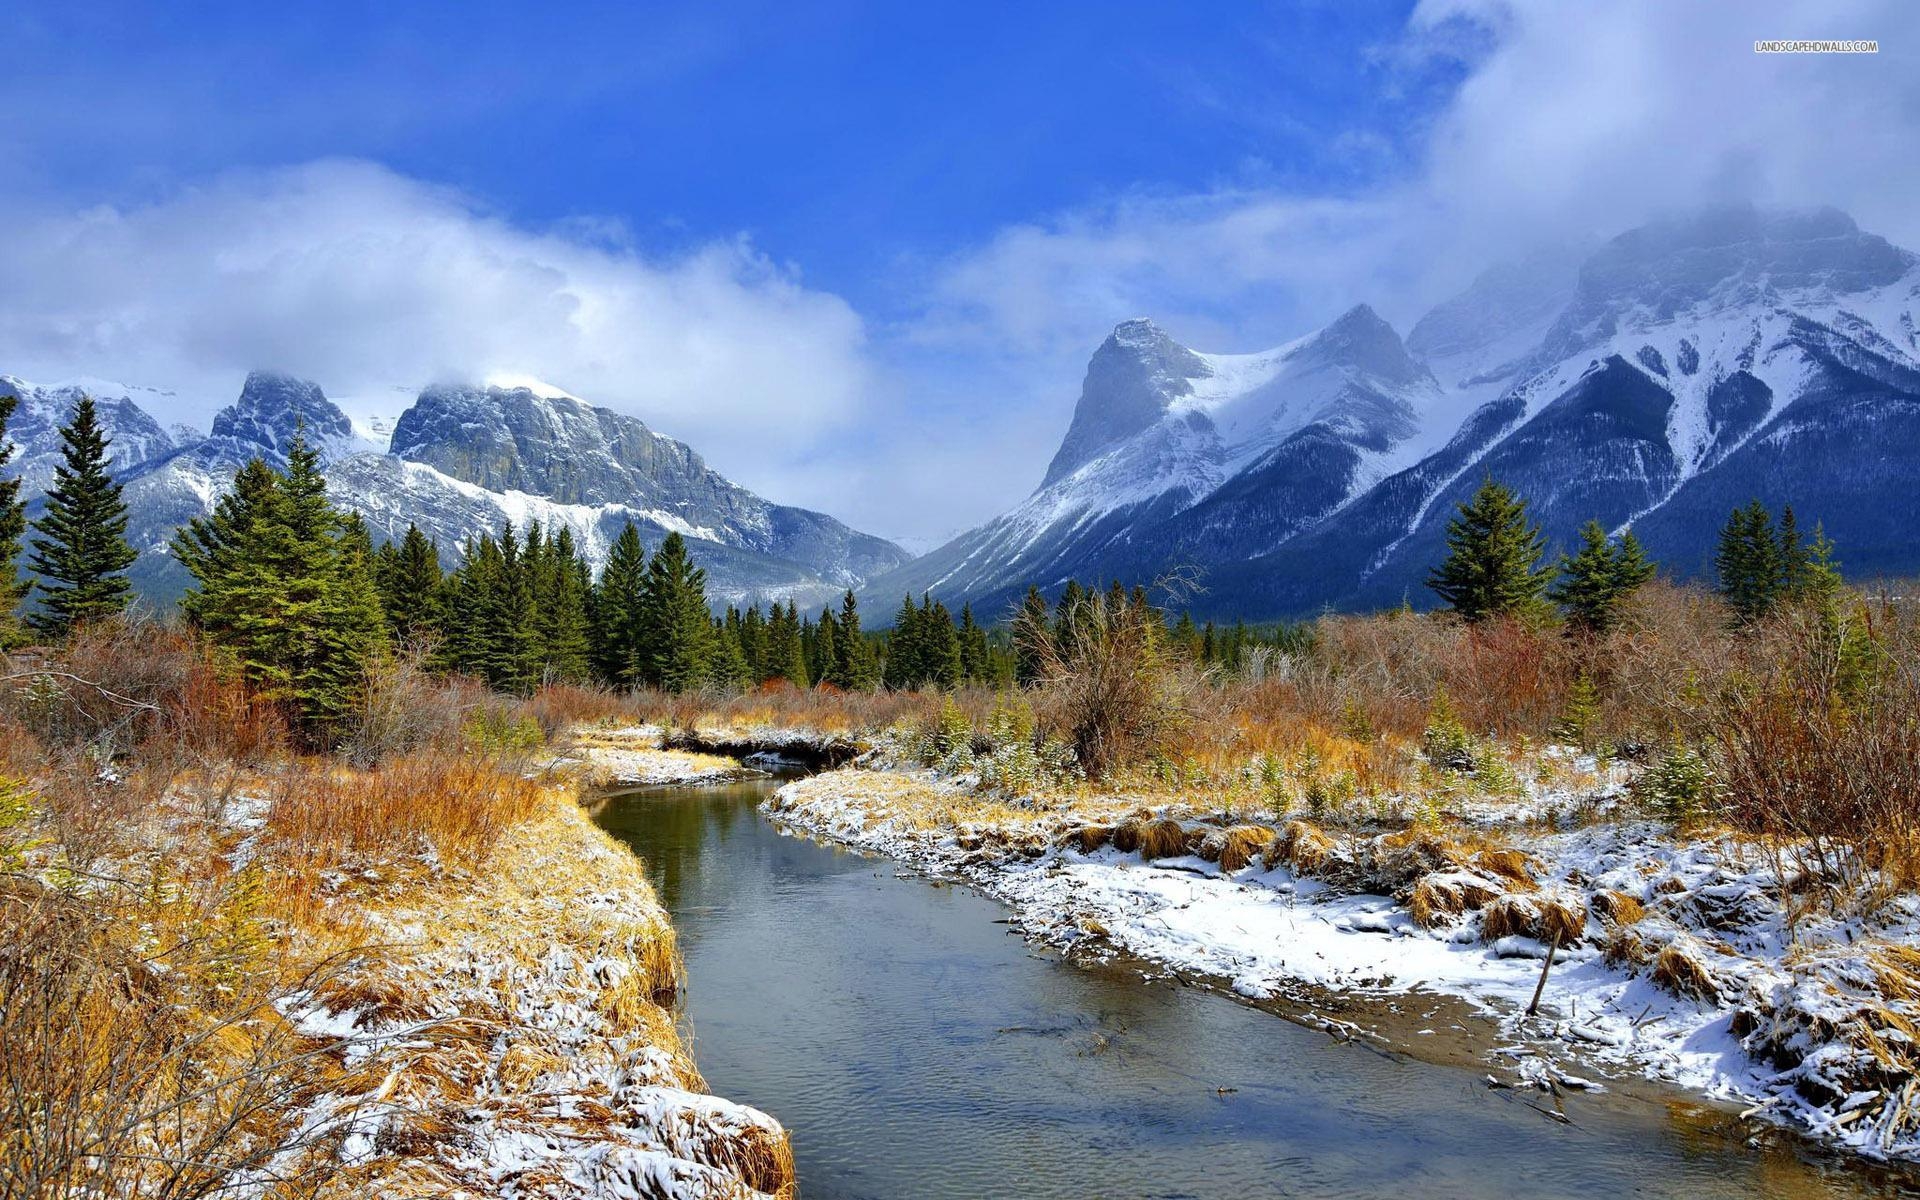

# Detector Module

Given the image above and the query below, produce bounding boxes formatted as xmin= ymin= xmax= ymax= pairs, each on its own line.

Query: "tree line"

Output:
xmin=0 ymin=394 xmax=1861 ymax=746
xmin=1426 ymin=477 xmax=1841 ymax=630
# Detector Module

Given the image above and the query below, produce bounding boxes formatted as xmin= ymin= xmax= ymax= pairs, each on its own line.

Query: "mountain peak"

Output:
xmin=210 ymin=371 xmax=352 ymax=457
xmin=1296 ymin=303 xmax=1427 ymax=387
xmin=1041 ymin=319 xmax=1211 ymax=488
xmin=1577 ymin=203 xmax=1912 ymax=312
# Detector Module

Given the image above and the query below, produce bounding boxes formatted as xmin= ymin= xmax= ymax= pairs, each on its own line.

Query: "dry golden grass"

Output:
xmin=1063 ymin=823 xmax=1117 ymax=854
xmin=1262 ymin=819 xmax=1340 ymax=875
xmin=1590 ymin=889 xmax=1648 ymax=927
xmin=1479 ymin=892 xmax=1587 ymax=945
xmin=1652 ymin=944 xmax=1721 ymax=1003
xmin=1128 ymin=816 xmax=1190 ymax=861
xmin=0 ymin=635 xmax=796 ymax=1200
xmin=1213 ymin=825 xmax=1277 ymax=872
xmin=1409 ymin=873 xmax=1505 ymax=927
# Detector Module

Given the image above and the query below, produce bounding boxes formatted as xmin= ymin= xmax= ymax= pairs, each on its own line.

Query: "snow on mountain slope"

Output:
xmin=873 ymin=204 xmax=1920 ymax=621
xmin=0 ymin=376 xmax=185 ymax=495
xmin=862 ymin=305 xmax=1445 ymax=613
xmin=0 ymin=368 xmax=906 ymax=609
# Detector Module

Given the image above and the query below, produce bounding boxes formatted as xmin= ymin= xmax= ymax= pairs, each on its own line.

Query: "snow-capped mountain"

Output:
xmin=0 ymin=378 xmax=187 ymax=497
xmin=864 ymin=204 xmax=1920 ymax=620
xmin=0 ymin=370 xmax=908 ymax=610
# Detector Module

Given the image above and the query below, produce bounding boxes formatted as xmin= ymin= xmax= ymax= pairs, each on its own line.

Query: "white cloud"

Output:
xmin=916 ymin=0 xmax=1920 ymax=371
xmin=0 ymin=158 xmax=871 ymax=467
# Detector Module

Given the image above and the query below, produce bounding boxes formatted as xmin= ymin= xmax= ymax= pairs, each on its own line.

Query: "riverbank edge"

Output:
xmin=756 ymin=753 xmax=1920 ymax=1169
xmin=279 ymin=741 xmax=799 ymax=1198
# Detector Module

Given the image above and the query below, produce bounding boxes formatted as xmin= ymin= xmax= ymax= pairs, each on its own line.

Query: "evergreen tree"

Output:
xmin=1427 ymin=478 xmax=1549 ymax=622
xmin=760 ymin=600 xmax=808 ymax=687
xmin=832 ymin=590 xmax=877 ymax=690
xmin=592 ymin=522 xmax=648 ymax=687
xmin=373 ymin=523 xmax=444 ymax=647
xmin=1014 ymin=586 xmax=1050 ymax=685
xmin=1172 ymin=611 xmax=1199 ymax=661
xmin=958 ymin=603 xmax=990 ymax=685
xmin=924 ymin=597 xmax=962 ymax=689
xmin=173 ymin=439 xmax=383 ymax=741
xmin=708 ymin=614 xmax=751 ymax=690
xmin=882 ymin=593 xmax=920 ymax=689
xmin=532 ymin=526 xmax=592 ymax=684
xmin=637 ymin=532 xmax=714 ymax=691
xmin=1794 ymin=523 xmax=1843 ymax=601
xmin=1054 ymin=580 xmax=1090 ymax=657
xmin=812 ymin=607 xmax=839 ymax=687
xmin=1714 ymin=499 xmax=1783 ymax=625
xmin=1547 ymin=520 xmax=1656 ymax=635
xmin=1777 ymin=505 xmax=1808 ymax=597
xmin=0 ymin=393 xmax=27 ymax=647
xmin=27 ymin=395 xmax=137 ymax=637
xmin=740 ymin=603 xmax=769 ymax=682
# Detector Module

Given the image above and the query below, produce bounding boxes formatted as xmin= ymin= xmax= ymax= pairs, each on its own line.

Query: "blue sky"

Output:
xmin=2 ymin=2 xmax=1915 ymax=547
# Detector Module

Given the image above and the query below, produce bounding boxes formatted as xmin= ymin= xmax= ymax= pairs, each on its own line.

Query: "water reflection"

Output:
xmin=596 ymin=780 xmax=1917 ymax=1200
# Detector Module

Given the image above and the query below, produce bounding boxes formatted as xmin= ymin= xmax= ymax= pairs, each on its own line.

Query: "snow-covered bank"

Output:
xmin=560 ymin=725 xmax=759 ymax=786
xmin=768 ymin=768 xmax=1920 ymax=1163
xmin=278 ymin=786 xmax=794 ymax=1198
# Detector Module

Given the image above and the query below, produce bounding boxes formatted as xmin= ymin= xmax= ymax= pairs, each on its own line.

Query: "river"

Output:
xmin=594 ymin=776 xmax=1914 ymax=1199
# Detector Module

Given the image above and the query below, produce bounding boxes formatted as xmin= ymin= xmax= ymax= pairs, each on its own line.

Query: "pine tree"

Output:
xmin=1014 ymin=586 xmax=1050 ymax=685
xmin=1054 ymin=580 xmax=1090 ymax=657
xmin=27 ymin=395 xmax=138 ymax=637
xmin=958 ymin=603 xmax=990 ymax=684
xmin=0 ymin=393 xmax=27 ymax=647
xmin=1548 ymin=520 xmax=1656 ymax=635
xmin=832 ymin=590 xmax=877 ymax=689
xmin=708 ymin=615 xmax=751 ymax=690
xmin=1795 ymin=523 xmax=1842 ymax=601
xmin=925 ymin=597 xmax=962 ymax=690
xmin=373 ymin=523 xmax=444 ymax=647
xmin=532 ymin=526 xmax=592 ymax=684
xmin=638 ymin=532 xmax=714 ymax=692
xmin=883 ymin=594 xmax=919 ymax=689
xmin=593 ymin=522 xmax=648 ymax=688
xmin=740 ymin=603 xmax=768 ymax=682
xmin=1427 ymin=478 xmax=1549 ymax=622
xmin=173 ymin=439 xmax=382 ymax=742
xmin=759 ymin=600 xmax=808 ymax=687
xmin=812 ymin=607 xmax=839 ymax=687
xmin=1777 ymin=505 xmax=1808 ymax=597
xmin=1714 ymin=499 xmax=1782 ymax=625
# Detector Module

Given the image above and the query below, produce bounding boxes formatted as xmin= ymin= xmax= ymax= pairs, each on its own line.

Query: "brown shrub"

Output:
xmin=1480 ymin=893 xmax=1587 ymax=944
xmin=0 ymin=883 xmax=355 ymax=1199
xmin=1127 ymin=817 xmax=1189 ymax=861
xmin=1704 ymin=595 xmax=1920 ymax=892
xmin=1017 ymin=586 xmax=1195 ymax=780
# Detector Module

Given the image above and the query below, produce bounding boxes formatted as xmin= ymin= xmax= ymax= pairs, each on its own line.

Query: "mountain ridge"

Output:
xmin=860 ymin=203 xmax=1920 ymax=621
xmin=0 ymin=371 xmax=909 ymax=611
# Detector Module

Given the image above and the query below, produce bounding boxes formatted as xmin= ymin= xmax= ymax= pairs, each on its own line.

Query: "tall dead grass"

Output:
xmin=263 ymin=755 xmax=543 ymax=900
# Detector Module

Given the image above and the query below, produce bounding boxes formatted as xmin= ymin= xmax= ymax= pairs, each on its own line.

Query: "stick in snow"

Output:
xmin=1526 ymin=927 xmax=1564 ymax=1019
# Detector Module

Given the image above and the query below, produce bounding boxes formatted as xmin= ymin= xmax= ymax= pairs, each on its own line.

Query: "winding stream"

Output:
xmin=595 ymin=776 xmax=1914 ymax=1199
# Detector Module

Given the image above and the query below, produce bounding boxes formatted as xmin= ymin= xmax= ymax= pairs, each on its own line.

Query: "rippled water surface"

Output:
xmin=595 ymin=778 xmax=1914 ymax=1200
